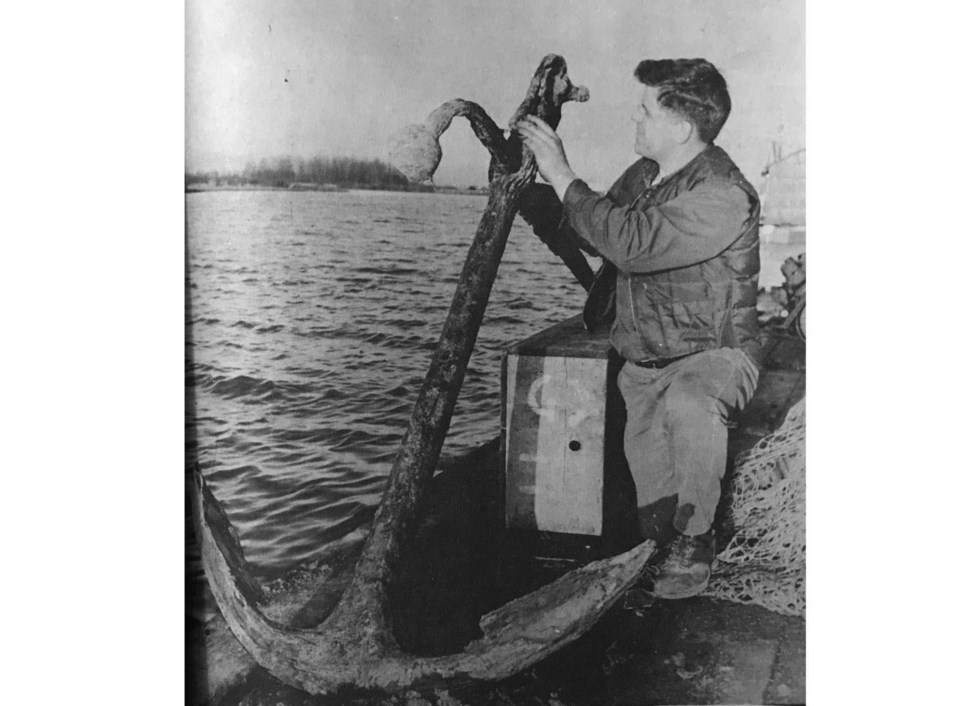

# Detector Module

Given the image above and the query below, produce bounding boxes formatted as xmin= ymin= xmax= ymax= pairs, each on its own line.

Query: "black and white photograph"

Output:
xmin=184 ymin=1 xmax=806 ymax=704
xmin=11 ymin=4 xmax=960 ymax=706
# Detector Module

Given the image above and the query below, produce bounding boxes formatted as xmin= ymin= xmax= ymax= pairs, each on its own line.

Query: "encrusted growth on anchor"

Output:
xmin=388 ymin=54 xmax=589 ymax=184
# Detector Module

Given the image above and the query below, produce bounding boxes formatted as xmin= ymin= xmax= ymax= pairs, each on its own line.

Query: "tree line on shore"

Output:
xmin=186 ymin=155 xmax=441 ymax=191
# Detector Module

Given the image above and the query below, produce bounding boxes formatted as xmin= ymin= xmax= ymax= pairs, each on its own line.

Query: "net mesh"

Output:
xmin=704 ymin=397 xmax=806 ymax=616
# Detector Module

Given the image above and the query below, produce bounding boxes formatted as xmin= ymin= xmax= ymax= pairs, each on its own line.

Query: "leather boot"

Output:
xmin=644 ymin=531 xmax=716 ymax=599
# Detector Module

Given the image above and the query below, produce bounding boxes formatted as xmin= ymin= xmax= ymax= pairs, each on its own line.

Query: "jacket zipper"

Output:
xmin=628 ymin=276 xmax=643 ymax=347
xmin=627 ymin=186 xmax=652 ymax=354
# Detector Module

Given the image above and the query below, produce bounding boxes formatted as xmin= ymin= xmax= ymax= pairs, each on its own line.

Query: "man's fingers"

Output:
xmin=515 ymin=120 xmax=539 ymax=138
xmin=517 ymin=116 xmax=550 ymax=136
xmin=522 ymin=115 xmax=558 ymax=139
xmin=516 ymin=120 xmax=557 ymax=149
xmin=516 ymin=124 xmax=544 ymax=146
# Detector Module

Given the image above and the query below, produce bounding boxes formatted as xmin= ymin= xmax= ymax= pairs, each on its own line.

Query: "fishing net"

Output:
xmin=704 ymin=397 xmax=806 ymax=616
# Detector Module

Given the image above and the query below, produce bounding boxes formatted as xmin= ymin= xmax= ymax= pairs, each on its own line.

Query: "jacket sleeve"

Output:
xmin=561 ymin=177 xmax=751 ymax=273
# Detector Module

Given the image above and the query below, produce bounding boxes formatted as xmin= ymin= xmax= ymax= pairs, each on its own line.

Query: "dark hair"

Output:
xmin=634 ymin=58 xmax=731 ymax=143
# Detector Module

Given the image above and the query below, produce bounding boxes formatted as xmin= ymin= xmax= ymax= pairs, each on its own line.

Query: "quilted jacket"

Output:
xmin=562 ymin=145 xmax=761 ymax=364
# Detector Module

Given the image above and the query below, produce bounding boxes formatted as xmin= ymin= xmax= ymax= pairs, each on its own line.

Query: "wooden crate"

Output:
xmin=502 ymin=316 xmax=632 ymax=540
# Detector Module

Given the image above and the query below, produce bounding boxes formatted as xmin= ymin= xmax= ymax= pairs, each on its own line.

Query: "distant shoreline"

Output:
xmin=185 ymin=183 xmax=489 ymax=196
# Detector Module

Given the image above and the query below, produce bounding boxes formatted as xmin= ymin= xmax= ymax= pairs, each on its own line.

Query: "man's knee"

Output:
xmin=664 ymin=373 xmax=723 ymax=419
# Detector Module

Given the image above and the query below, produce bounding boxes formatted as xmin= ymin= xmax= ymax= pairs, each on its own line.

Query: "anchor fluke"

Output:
xmin=388 ymin=122 xmax=443 ymax=183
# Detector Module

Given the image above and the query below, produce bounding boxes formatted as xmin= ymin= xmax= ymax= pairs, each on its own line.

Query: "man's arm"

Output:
xmin=515 ymin=114 xmax=751 ymax=273
xmin=562 ymin=178 xmax=751 ymax=273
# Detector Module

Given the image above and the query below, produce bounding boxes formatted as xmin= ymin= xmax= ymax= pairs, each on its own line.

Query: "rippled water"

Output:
xmin=186 ymin=189 xmax=586 ymax=578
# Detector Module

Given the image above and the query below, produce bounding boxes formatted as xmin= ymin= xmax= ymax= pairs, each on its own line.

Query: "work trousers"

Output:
xmin=617 ymin=347 xmax=759 ymax=537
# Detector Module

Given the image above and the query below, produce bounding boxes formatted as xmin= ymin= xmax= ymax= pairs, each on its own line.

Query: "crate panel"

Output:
xmin=504 ymin=353 xmax=607 ymax=535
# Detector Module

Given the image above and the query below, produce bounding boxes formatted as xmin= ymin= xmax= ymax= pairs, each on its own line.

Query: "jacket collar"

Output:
xmin=650 ymin=143 xmax=723 ymax=188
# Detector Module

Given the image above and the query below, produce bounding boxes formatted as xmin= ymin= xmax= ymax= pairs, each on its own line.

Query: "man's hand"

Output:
xmin=515 ymin=115 xmax=579 ymax=200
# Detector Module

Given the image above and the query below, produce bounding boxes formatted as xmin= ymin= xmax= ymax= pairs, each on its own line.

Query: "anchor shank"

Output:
xmin=332 ymin=56 xmax=587 ymax=640
xmin=328 ymin=160 xmax=535 ymax=642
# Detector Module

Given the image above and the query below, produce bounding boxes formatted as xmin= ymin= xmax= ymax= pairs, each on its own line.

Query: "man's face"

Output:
xmin=632 ymin=83 xmax=680 ymax=162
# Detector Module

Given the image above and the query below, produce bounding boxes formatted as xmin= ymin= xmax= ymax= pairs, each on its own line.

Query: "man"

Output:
xmin=516 ymin=58 xmax=761 ymax=599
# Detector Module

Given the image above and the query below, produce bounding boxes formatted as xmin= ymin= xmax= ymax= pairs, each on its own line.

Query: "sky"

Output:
xmin=186 ymin=0 xmax=804 ymax=188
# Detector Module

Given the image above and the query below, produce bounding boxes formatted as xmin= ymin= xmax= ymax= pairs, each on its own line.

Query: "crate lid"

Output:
xmin=506 ymin=315 xmax=614 ymax=359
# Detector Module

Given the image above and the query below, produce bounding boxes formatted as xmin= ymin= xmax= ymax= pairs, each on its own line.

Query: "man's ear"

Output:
xmin=672 ymin=117 xmax=696 ymax=145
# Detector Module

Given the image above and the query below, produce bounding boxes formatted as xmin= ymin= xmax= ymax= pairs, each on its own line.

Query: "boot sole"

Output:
xmin=652 ymin=573 xmax=711 ymax=600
